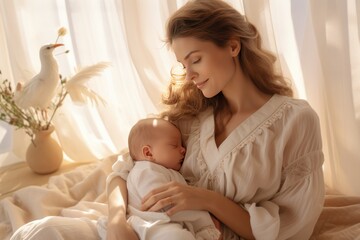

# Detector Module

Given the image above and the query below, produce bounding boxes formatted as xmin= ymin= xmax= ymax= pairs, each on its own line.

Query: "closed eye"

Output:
xmin=193 ymin=58 xmax=201 ymax=64
xmin=169 ymin=144 xmax=178 ymax=148
xmin=181 ymin=58 xmax=201 ymax=70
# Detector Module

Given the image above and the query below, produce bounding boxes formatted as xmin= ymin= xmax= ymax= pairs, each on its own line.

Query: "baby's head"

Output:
xmin=128 ymin=118 xmax=186 ymax=171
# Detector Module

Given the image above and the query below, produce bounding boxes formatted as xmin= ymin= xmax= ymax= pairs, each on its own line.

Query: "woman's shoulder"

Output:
xmin=267 ymin=95 xmax=319 ymax=121
xmin=258 ymin=95 xmax=322 ymax=142
xmin=276 ymin=96 xmax=323 ymax=152
xmin=281 ymin=96 xmax=320 ymax=123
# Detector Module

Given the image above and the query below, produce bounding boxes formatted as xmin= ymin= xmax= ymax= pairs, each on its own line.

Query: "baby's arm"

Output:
xmin=128 ymin=163 xmax=219 ymax=239
xmin=127 ymin=163 xmax=175 ymax=210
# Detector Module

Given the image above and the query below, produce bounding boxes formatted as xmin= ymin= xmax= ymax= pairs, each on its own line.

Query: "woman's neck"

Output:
xmin=214 ymin=73 xmax=272 ymax=147
xmin=221 ymin=67 xmax=271 ymax=115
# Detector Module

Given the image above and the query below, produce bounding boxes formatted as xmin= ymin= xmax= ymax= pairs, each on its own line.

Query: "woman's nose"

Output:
xmin=185 ymin=68 xmax=197 ymax=82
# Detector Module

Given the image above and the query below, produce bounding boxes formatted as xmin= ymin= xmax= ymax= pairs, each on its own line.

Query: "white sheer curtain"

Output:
xmin=0 ymin=0 xmax=179 ymax=162
xmin=243 ymin=0 xmax=360 ymax=196
xmin=0 ymin=0 xmax=359 ymax=196
xmin=0 ymin=0 xmax=243 ymax=162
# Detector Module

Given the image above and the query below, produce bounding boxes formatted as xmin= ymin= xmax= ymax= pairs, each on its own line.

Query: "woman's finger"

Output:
xmin=141 ymin=191 xmax=171 ymax=210
xmin=141 ymin=181 xmax=204 ymax=214
xmin=164 ymin=199 xmax=184 ymax=216
xmin=141 ymin=182 xmax=181 ymax=210
xmin=147 ymin=196 xmax=174 ymax=212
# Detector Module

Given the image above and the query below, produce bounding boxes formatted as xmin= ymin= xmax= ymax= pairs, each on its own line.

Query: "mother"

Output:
xmin=109 ymin=0 xmax=325 ymax=239
xmin=12 ymin=0 xmax=325 ymax=239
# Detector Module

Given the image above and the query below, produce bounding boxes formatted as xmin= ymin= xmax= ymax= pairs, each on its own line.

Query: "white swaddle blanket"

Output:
xmin=98 ymin=152 xmax=220 ymax=240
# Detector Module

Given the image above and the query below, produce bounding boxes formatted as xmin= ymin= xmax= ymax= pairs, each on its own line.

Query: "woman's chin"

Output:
xmin=201 ymin=90 xmax=220 ymax=99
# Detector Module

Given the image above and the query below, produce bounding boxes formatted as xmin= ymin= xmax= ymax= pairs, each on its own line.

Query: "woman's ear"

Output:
xmin=229 ymin=39 xmax=241 ymax=57
xmin=142 ymin=145 xmax=154 ymax=161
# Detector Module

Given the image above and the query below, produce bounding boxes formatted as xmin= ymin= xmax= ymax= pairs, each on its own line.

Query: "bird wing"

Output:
xmin=14 ymin=75 xmax=43 ymax=108
xmin=65 ymin=62 xmax=110 ymax=105
xmin=15 ymin=75 xmax=59 ymax=109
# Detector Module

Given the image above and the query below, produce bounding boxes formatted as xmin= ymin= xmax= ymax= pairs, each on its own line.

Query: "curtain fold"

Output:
xmin=0 ymin=0 xmax=359 ymax=195
xmin=307 ymin=0 xmax=360 ymax=196
xmin=243 ymin=0 xmax=360 ymax=196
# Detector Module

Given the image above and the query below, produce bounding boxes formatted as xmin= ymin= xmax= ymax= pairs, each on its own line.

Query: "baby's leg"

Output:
xmin=10 ymin=216 xmax=99 ymax=240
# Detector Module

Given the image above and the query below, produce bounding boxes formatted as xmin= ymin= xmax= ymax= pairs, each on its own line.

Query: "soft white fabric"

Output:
xmin=11 ymin=216 xmax=99 ymax=240
xmin=99 ymin=160 xmax=220 ymax=240
xmin=5 ymin=158 xmax=115 ymax=240
xmin=179 ymin=94 xmax=325 ymax=240
xmin=2 ymin=151 xmax=360 ymax=240
xmin=106 ymin=151 xmax=134 ymax=186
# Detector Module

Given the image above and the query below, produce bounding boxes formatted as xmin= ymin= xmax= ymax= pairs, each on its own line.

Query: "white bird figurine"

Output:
xmin=14 ymin=43 xmax=64 ymax=109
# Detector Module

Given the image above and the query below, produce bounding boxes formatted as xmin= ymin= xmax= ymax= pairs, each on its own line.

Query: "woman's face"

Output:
xmin=172 ymin=37 xmax=238 ymax=98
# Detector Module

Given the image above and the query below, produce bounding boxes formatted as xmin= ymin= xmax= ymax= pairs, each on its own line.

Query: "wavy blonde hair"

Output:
xmin=161 ymin=0 xmax=293 ymax=122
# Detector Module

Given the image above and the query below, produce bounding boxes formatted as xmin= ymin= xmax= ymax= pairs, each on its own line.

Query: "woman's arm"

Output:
xmin=141 ymin=181 xmax=255 ymax=240
xmin=206 ymin=189 xmax=255 ymax=240
xmin=106 ymin=176 xmax=138 ymax=240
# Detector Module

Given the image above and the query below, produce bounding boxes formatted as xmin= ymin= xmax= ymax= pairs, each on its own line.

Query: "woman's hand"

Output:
xmin=141 ymin=181 xmax=209 ymax=216
xmin=106 ymin=214 xmax=138 ymax=240
xmin=141 ymin=181 xmax=254 ymax=239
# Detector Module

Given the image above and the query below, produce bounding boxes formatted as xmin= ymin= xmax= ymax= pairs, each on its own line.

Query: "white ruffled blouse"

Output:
xmin=178 ymin=94 xmax=325 ymax=240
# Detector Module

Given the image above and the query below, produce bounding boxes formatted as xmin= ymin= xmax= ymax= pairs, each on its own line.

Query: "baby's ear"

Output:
xmin=142 ymin=145 xmax=154 ymax=161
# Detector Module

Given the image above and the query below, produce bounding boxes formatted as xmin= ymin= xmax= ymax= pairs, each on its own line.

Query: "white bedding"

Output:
xmin=0 ymin=154 xmax=359 ymax=240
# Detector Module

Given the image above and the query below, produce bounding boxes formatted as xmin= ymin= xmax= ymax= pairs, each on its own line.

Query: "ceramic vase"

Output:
xmin=26 ymin=125 xmax=63 ymax=174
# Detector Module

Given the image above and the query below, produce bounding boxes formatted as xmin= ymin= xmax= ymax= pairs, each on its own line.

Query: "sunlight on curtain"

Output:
xmin=0 ymin=0 xmax=246 ymax=164
xmin=1 ymin=0 xmax=359 ymax=195
xmin=307 ymin=0 xmax=360 ymax=196
xmin=349 ymin=0 xmax=360 ymax=119
xmin=0 ymin=0 xmax=166 ymax=162
xmin=244 ymin=0 xmax=360 ymax=196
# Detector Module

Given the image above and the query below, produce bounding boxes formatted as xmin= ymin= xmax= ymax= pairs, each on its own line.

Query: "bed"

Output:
xmin=1 ymin=153 xmax=360 ymax=240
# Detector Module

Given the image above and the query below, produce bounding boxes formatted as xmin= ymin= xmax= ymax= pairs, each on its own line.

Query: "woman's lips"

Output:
xmin=194 ymin=79 xmax=208 ymax=89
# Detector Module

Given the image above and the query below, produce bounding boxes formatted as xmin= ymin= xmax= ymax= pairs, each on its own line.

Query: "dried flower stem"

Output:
xmin=46 ymin=84 xmax=68 ymax=130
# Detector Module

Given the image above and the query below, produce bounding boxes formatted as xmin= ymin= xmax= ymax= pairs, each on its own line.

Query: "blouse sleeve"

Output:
xmin=244 ymin=104 xmax=325 ymax=240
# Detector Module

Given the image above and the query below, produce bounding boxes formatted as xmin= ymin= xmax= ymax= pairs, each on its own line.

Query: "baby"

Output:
xmin=125 ymin=118 xmax=220 ymax=240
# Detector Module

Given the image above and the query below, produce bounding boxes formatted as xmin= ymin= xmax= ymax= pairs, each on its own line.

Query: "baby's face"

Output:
xmin=151 ymin=121 xmax=186 ymax=171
